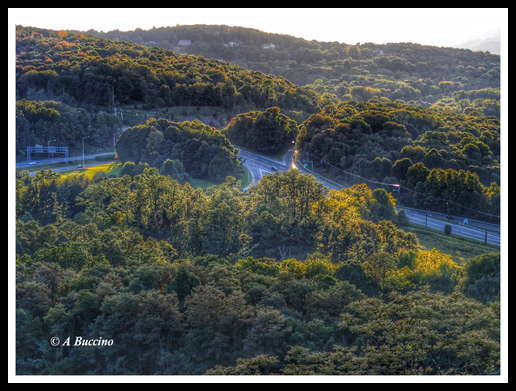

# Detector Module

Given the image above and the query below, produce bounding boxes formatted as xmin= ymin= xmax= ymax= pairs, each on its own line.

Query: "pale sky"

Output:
xmin=10 ymin=8 xmax=507 ymax=48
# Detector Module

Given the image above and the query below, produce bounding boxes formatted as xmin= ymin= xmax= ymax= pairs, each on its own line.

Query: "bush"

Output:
xmin=396 ymin=208 xmax=409 ymax=226
xmin=444 ymin=224 xmax=452 ymax=235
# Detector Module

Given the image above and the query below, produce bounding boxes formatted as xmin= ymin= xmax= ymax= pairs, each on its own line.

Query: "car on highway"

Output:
xmin=29 ymin=161 xmax=37 ymax=165
xmin=271 ymin=166 xmax=278 ymax=171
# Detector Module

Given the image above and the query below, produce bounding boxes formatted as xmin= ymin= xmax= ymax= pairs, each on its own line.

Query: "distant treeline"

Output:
xmin=15 ymin=26 xmax=323 ymax=115
xmin=16 ymin=25 xmax=500 ymax=123
xmin=83 ymin=24 xmax=500 ymax=114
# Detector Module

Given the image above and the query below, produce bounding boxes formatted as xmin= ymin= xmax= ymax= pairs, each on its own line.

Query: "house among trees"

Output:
xmin=178 ymin=39 xmax=191 ymax=46
xmin=263 ymin=43 xmax=275 ymax=49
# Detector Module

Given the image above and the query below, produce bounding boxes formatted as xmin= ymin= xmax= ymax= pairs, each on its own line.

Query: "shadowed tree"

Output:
xmin=168 ymin=265 xmax=201 ymax=311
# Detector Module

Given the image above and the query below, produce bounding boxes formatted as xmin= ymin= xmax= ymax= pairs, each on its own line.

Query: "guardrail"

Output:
xmin=396 ymin=205 xmax=500 ymax=232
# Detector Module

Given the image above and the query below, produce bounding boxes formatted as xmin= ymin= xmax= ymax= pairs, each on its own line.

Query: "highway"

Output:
xmin=238 ymin=148 xmax=500 ymax=247
xmin=239 ymin=148 xmax=342 ymax=191
xmin=238 ymin=148 xmax=289 ymax=187
xmin=16 ymin=152 xmax=115 ymax=170
xmin=400 ymin=208 xmax=500 ymax=246
xmin=16 ymin=146 xmax=501 ymax=247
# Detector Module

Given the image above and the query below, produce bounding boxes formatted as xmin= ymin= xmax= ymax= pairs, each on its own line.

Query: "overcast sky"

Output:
xmin=10 ymin=8 xmax=506 ymax=48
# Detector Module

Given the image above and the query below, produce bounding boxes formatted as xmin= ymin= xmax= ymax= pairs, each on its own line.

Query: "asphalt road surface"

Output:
xmin=239 ymin=148 xmax=342 ymax=191
xmin=400 ymin=208 xmax=500 ymax=246
xmin=238 ymin=149 xmax=290 ymax=187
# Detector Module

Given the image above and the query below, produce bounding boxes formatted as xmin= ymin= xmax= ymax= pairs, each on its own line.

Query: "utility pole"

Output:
xmin=112 ymin=86 xmax=116 ymax=115
xmin=113 ymin=132 xmax=120 ymax=150
xmin=392 ymin=184 xmax=400 ymax=206
xmin=48 ymin=139 xmax=55 ymax=159
xmin=82 ymin=136 xmax=90 ymax=167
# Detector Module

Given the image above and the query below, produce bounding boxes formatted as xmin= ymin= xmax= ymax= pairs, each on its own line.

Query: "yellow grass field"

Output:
xmin=59 ymin=162 xmax=121 ymax=180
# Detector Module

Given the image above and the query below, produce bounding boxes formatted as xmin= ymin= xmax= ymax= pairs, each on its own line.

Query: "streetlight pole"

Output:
xmin=113 ymin=132 xmax=120 ymax=150
xmin=306 ymin=152 xmax=314 ymax=171
xmin=82 ymin=136 xmax=90 ymax=168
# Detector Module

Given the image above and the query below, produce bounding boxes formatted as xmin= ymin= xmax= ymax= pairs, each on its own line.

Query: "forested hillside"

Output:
xmin=15 ymin=26 xmax=323 ymax=117
xmin=221 ymin=106 xmax=298 ymax=154
xmin=296 ymin=101 xmax=500 ymax=221
xmin=115 ymin=117 xmax=241 ymax=182
xmin=14 ymin=25 xmax=327 ymax=159
xmin=15 ymin=168 xmax=500 ymax=375
xmin=84 ymin=24 xmax=500 ymax=116
xmin=15 ymin=25 xmax=501 ymax=377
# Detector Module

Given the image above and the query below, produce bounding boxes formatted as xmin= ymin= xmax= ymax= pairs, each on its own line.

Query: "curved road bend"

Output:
xmin=239 ymin=148 xmax=500 ymax=247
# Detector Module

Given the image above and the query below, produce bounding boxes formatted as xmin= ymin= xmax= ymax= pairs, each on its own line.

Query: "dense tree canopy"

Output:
xmin=222 ymin=107 xmax=298 ymax=154
xmin=115 ymin=117 xmax=241 ymax=181
xmin=296 ymin=101 xmax=500 ymax=221
xmin=15 ymin=26 xmax=323 ymax=116
xmin=15 ymin=99 xmax=121 ymax=157
xmin=14 ymin=25 xmax=502 ymax=377
xmin=15 ymin=166 xmax=500 ymax=375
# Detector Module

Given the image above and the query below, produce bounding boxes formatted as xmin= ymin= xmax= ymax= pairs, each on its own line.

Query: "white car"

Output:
xmin=28 ymin=161 xmax=37 ymax=165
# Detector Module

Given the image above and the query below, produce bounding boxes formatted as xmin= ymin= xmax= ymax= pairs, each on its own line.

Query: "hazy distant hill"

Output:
xmin=452 ymin=28 xmax=500 ymax=54
xmin=453 ymin=36 xmax=500 ymax=54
